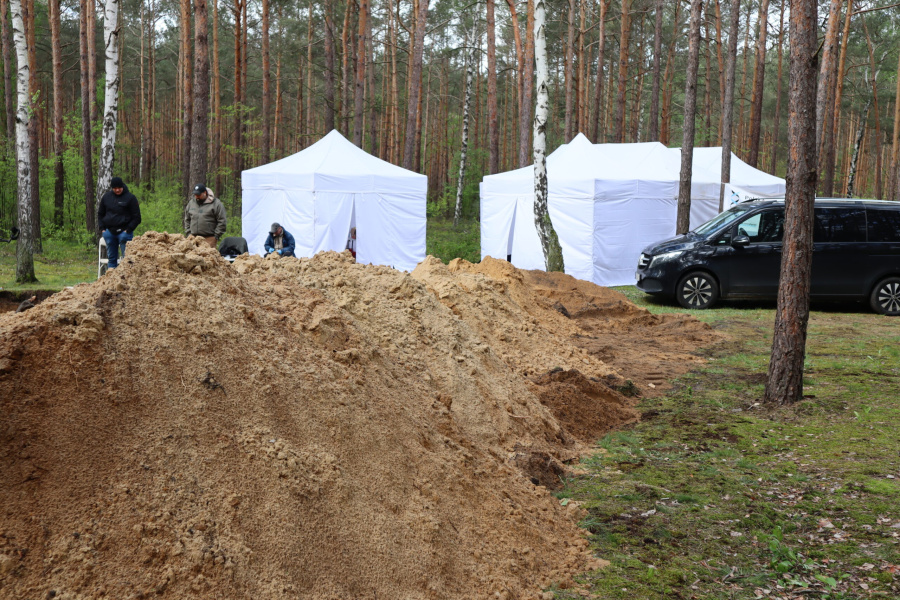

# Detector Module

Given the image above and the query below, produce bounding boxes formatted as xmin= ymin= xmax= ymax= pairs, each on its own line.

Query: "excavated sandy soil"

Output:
xmin=0 ymin=234 xmax=720 ymax=599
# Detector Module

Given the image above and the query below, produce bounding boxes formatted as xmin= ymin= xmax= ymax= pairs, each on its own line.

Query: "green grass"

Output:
xmin=559 ymin=291 xmax=900 ymax=600
xmin=0 ymin=237 xmax=97 ymax=290
xmin=426 ymin=217 xmax=480 ymax=264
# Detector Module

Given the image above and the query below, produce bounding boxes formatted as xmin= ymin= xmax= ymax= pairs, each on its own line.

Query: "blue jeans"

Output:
xmin=102 ymin=230 xmax=133 ymax=268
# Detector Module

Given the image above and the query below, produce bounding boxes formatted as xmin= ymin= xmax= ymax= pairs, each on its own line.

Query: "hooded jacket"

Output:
xmin=264 ymin=228 xmax=296 ymax=256
xmin=98 ymin=184 xmax=141 ymax=233
xmin=184 ymin=188 xmax=227 ymax=239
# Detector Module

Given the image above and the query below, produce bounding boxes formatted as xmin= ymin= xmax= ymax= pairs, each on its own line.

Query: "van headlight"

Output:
xmin=649 ymin=250 xmax=684 ymax=268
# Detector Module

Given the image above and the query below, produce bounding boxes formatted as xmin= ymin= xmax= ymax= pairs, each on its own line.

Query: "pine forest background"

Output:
xmin=0 ymin=0 xmax=898 ymax=249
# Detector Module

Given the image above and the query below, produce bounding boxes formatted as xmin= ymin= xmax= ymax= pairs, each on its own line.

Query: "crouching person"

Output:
xmin=98 ymin=176 xmax=142 ymax=269
xmin=264 ymin=223 xmax=296 ymax=257
xmin=184 ymin=184 xmax=227 ymax=247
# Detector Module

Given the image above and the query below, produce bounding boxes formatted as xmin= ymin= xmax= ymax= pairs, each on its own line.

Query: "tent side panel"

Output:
xmin=593 ymin=196 xmax=677 ymax=287
xmin=313 ymin=192 xmax=356 ymax=255
xmin=480 ymin=187 xmax=518 ymax=261
xmin=243 ymin=189 xmax=315 ymax=256
xmin=355 ymin=192 xmax=425 ymax=271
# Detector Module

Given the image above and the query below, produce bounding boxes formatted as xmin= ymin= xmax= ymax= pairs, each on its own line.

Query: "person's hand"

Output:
xmin=277 ymin=250 xmax=283 ymax=255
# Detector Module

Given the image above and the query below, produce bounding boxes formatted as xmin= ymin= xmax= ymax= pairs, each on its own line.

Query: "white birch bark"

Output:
xmin=95 ymin=0 xmax=121 ymax=226
xmin=533 ymin=0 xmax=563 ymax=272
xmin=10 ymin=0 xmax=34 ymax=282
xmin=846 ymin=101 xmax=870 ymax=199
xmin=453 ymin=39 xmax=474 ymax=227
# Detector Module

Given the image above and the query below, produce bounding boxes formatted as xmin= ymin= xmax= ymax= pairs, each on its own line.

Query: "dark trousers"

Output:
xmin=102 ymin=230 xmax=133 ymax=268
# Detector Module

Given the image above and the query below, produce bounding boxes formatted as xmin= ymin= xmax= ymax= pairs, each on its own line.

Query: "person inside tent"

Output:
xmin=264 ymin=222 xmax=296 ymax=257
xmin=346 ymin=227 xmax=357 ymax=259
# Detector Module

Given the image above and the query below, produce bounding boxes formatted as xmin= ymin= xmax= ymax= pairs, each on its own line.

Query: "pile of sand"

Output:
xmin=0 ymin=234 xmax=719 ymax=599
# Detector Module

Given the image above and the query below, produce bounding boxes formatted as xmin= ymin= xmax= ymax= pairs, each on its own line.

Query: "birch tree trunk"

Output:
xmin=764 ymin=0 xmax=818 ymax=406
xmin=453 ymin=41 xmax=473 ymax=227
xmin=190 ymin=0 xmax=209 ymax=187
xmin=533 ymin=0 xmax=563 ymax=272
xmin=719 ymin=0 xmax=740 ymax=210
xmin=79 ymin=0 xmax=95 ymax=232
xmin=95 ymin=0 xmax=121 ymax=229
xmin=402 ymin=0 xmax=428 ymax=171
xmin=49 ymin=0 xmax=64 ymax=228
xmin=10 ymin=0 xmax=34 ymax=282
xmin=676 ymin=0 xmax=703 ymax=234
xmin=486 ymin=0 xmax=499 ymax=173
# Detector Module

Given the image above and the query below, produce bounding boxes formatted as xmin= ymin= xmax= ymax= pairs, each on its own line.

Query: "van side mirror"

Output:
xmin=732 ymin=235 xmax=750 ymax=247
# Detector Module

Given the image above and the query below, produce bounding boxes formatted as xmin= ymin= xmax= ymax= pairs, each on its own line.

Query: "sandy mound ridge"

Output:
xmin=0 ymin=234 xmax=719 ymax=599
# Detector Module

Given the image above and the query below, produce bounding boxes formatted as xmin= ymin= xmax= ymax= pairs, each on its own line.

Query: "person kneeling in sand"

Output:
xmin=264 ymin=222 xmax=296 ymax=257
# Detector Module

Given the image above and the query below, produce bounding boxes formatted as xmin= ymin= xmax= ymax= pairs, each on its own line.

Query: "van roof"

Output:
xmin=742 ymin=197 xmax=898 ymax=207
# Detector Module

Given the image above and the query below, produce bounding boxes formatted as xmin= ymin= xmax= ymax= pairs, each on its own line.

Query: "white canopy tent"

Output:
xmin=241 ymin=130 xmax=427 ymax=271
xmin=480 ymin=134 xmax=723 ymax=287
xmin=670 ymin=147 xmax=786 ymax=205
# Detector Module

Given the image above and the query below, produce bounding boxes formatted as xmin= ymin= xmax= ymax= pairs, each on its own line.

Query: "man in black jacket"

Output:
xmin=98 ymin=176 xmax=141 ymax=269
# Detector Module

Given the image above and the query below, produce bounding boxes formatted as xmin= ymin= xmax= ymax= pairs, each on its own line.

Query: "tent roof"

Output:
xmin=670 ymin=147 xmax=785 ymax=193
xmin=242 ymin=129 xmax=427 ymax=193
xmin=481 ymin=134 xmax=718 ymax=196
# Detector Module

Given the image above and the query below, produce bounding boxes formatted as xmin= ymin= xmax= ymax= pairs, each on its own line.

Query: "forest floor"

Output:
xmin=559 ymin=289 xmax=900 ymax=600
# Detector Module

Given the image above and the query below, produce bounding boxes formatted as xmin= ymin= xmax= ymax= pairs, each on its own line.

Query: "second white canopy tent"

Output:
xmin=480 ymin=134 xmax=785 ymax=287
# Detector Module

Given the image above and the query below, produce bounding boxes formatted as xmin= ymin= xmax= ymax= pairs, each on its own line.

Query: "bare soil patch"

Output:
xmin=0 ymin=236 xmax=719 ymax=599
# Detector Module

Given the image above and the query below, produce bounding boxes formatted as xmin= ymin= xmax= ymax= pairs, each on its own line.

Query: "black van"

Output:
xmin=635 ymin=199 xmax=900 ymax=315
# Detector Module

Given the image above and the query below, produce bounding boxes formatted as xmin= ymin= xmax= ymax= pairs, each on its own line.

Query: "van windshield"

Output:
xmin=693 ymin=204 xmax=755 ymax=237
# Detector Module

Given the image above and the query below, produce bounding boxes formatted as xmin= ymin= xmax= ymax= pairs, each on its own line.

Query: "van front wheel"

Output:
xmin=870 ymin=277 xmax=900 ymax=316
xmin=676 ymin=272 xmax=719 ymax=310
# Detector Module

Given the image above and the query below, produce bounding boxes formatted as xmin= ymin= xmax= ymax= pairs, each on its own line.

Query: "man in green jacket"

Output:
xmin=184 ymin=184 xmax=227 ymax=247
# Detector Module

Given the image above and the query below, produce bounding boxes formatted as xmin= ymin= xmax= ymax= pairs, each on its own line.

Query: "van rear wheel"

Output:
xmin=870 ymin=277 xmax=900 ymax=316
xmin=676 ymin=272 xmax=719 ymax=310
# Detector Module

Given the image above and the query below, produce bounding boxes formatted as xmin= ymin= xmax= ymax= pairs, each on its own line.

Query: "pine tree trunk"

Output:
xmin=861 ymin=18 xmax=883 ymax=199
xmin=212 ymin=0 xmax=221 ymax=189
xmin=232 ymin=0 xmax=242 ymax=206
xmin=79 ymin=0 xmax=95 ymax=232
xmin=95 ymin=0 xmax=121 ymax=229
xmin=49 ymin=0 xmax=64 ymax=228
xmin=770 ymin=0 xmax=785 ymax=175
xmin=0 ymin=0 xmax=14 ymax=147
xmin=647 ymin=0 xmax=662 ymax=141
xmin=180 ymin=0 xmax=192 ymax=197
xmin=305 ymin=0 xmax=313 ymax=146
xmin=323 ymin=0 xmax=336 ymax=132
xmin=764 ymin=0 xmax=818 ymax=406
xmin=533 ymin=0 xmax=563 ymax=272
xmin=893 ymin=41 xmax=900 ymax=200
xmin=486 ymin=0 xmax=499 ymax=173
xmin=824 ymin=0 xmax=852 ymax=196
xmin=676 ymin=0 xmax=703 ymax=234
xmin=10 ymin=0 xmax=34 ymax=281
xmin=454 ymin=41 xmax=473 ymax=227
xmin=718 ymin=0 xmax=740 ymax=209
xmin=503 ymin=0 xmax=524 ymax=160
xmin=261 ymin=0 xmax=270 ymax=162
xmin=402 ymin=0 xmax=428 ymax=171
xmin=736 ymin=2 xmax=750 ymax=153
xmin=190 ymin=0 xmax=209 ymax=187
xmin=518 ymin=0 xmax=534 ymax=167
xmin=340 ymin=0 xmax=353 ymax=134
xmin=591 ymin=0 xmax=608 ymax=142
xmin=614 ymin=0 xmax=629 ymax=143
xmin=816 ymin=0 xmax=842 ymax=162
xmin=354 ymin=0 xmax=367 ymax=147
xmin=713 ymin=0 xmax=725 ymax=141
xmin=366 ymin=0 xmax=377 ymax=154
xmin=747 ymin=0 xmax=769 ymax=167
xmin=88 ymin=0 xmax=97 ymax=124
xmin=564 ymin=0 xmax=576 ymax=141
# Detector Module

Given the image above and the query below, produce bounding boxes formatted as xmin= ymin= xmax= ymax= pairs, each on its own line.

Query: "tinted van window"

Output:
xmin=737 ymin=209 xmax=785 ymax=243
xmin=867 ymin=208 xmax=900 ymax=242
xmin=814 ymin=207 xmax=866 ymax=242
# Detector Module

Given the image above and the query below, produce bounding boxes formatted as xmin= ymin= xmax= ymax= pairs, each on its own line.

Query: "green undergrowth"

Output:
xmin=0 ymin=238 xmax=96 ymax=290
xmin=557 ymin=292 xmax=900 ymax=599
xmin=425 ymin=217 xmax=481 ymax=264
